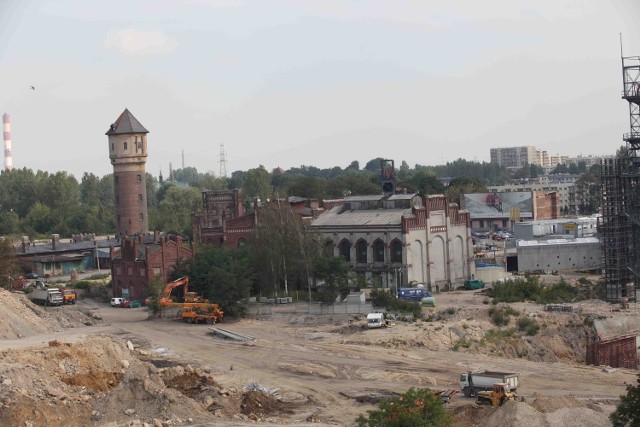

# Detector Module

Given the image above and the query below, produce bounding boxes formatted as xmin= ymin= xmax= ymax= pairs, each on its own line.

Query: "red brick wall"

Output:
xmin=586 ymin=335 xmax=638 ymax=369
xmin=114 ymin=170 xmax=148 ymax=235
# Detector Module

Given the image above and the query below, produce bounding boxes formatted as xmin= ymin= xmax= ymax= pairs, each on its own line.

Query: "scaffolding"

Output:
xmin=600 ymin=54 xmax=640 ymax=302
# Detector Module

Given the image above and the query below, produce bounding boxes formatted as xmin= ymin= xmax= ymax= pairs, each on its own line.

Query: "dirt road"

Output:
xmin=42 ymin=298 xmax=632 ymax=424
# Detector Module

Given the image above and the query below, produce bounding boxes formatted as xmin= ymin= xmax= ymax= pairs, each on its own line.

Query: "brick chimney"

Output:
xmin=52 ymin=234 xmax=60 ymax=250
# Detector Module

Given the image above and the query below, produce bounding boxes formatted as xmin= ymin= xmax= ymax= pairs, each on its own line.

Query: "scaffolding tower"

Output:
xmin=600 ymin=54 xmax=640 ymax=302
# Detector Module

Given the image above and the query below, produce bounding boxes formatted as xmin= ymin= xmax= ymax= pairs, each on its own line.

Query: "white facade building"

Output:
xmin=309 ymin=194 xmax=474 ymax=290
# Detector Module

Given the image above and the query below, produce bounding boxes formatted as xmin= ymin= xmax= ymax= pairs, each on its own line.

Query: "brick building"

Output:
xmin=106 ymin=109 xmax=150 ymax=236
xmin=110 ymin=234 xmax=195 ymax=300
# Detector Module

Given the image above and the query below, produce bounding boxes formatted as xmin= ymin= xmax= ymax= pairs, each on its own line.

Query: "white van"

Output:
xmin=367 ymin=312 xmax=386 ymax=328
xmin=111 ymin=297 xmax=124 ymax=307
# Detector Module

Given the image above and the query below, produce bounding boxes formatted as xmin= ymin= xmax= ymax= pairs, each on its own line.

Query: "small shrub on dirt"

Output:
xmin=356 ymin=387 xmax=453 ymax=427
xmin=483 ymin=327 xmax=517 ymax=342
xmin=488 ymin=306 xmax=518 ymax=326
xmin=445 ymin=307 xmax=456 ymax=315
xmin=453 ymin=338 xmax=472 ymax=351
xmin=516 ymin=317 xmax=540 ymax=336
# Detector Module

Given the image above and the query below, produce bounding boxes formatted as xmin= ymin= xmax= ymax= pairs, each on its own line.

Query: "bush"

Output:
xmin=70 ymin=280 xmax=92 ymax=290
xmin=370 ymin=287 xmax=422 ymax=319
xmin=356 ymin=387 xmax=453 ymax=427
xmin=610 ymin=374 xmax=640 ymax=427
xmin=488 ymin=276 xmax=581 ymax=304
xmin=516 ymin=317 xmax=540 ymax=336
xmin=488 ymin=306 xmax=518 ymax=326
xmin=453 ymin=338 xmax=472 ymax=351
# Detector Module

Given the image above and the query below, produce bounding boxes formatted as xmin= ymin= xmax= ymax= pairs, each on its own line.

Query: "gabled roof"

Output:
xmin=106 ymin=109 xmax=149 ymax=135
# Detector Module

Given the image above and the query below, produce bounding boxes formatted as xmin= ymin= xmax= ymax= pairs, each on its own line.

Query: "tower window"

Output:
xmin=138 ymin=194 xmax=143 ymax=202
xmin=115 ymin=176 xmax=119 ymax=184
xmin=124 ymin=142 xmax=128 ymax=150
xmin=139 ymin=213 xmax=144 ymax=221
xmin=115 ymin=195 xmax=119 ymax=205
xmin=111 ymin=143 xmax=114 ymax=151
xmin=136 ymin=175 xmax=142 ymax=183
xmin=117 ymin=215 xmax=121 ymax=223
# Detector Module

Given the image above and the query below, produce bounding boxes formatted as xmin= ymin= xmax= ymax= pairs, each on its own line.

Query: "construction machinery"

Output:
xmin=159 ymin=276 xmax=224 ymax=324
xmin=475 ymin=383 xmax=518 ymax=407
xmin=159 ymin=276 xmax=192 ymax=305
xmin=62 ymin=289 xmax=77 ymax=304
xmin=460 ymin=370 xmax=519 ymax=397
xmin=178 ymin=306 xmax=223 ymax=324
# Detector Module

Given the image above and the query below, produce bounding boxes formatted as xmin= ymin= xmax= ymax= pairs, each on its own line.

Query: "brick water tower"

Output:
xmin=106 ymin=109 xmax=149 ymax=236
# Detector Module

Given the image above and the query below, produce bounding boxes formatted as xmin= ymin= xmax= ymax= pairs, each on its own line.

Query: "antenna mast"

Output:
xmin=219 ymin=144 xmax=227 ymax=177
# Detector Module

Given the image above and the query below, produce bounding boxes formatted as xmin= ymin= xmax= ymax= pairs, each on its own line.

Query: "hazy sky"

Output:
xmin=1 ymin=0 xmax=639 ymax=179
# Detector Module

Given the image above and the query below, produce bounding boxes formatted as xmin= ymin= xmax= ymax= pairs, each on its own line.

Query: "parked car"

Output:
xmin=120 ymin=299 xmax=130 ymax=308
xmin=464 ymin=278 xmax=486 ymax=290
xmin=111 ymin=297 xmax=124 ymax=307
xmin=128 ymin=300 xmax=142 ymax=308
xmin=25 ymin=272 xmax=38 ymax=279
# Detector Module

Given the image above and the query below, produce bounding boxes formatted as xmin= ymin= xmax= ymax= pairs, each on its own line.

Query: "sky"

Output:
xmin=1 ymin=0 xmax=640 ymax=179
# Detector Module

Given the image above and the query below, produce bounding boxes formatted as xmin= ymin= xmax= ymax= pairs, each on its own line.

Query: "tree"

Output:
xmin=80 ymin=173 xmax=102 ymax=206
xmin=187 ymin=246 xmax=253 ymax=317
xmin=575 ymin=168 xmax=601 ymax=215
xmin=152 ymin=186 xmax=201 ymax=236
xmin=287 ymin=176 xmax=326 ymax=199
xmin=364 ymin=157 xmax=385 ymax=174
xmin=327 ymin=172 xmax=380 ymax=198
xmin=610 ymin=374 xmax=640 ymax=427
xmin=445 ymin=176 xmax=487 ymax=206
xmin=311 ymin=255 xmax=349 ymax=303
xmin=248 ymin=202 xmax=310 ymax=298
xmin=245 ymin=166 xmax=273 ymax=202
xmin=356 ymin=387 xmax=453 ymax=427
xmin=404 ymin=168 xmax=444 ymax=195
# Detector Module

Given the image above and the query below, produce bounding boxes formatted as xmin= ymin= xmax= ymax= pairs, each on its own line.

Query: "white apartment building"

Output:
xmin=490 ymin=146 xmax=611 ymax=171
xmin=490 ymin=146 xmax=538 ymax=169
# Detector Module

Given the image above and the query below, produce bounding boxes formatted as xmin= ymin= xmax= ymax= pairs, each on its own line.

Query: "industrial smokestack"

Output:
xmin=3 ymin=113 xmax=13 ymax=171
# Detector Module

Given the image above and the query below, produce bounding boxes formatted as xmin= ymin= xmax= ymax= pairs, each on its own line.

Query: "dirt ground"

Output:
xmin=0 ymin=277 xmax=637 ymax=426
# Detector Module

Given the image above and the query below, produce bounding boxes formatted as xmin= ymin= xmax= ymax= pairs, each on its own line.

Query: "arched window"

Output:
xmin=339 ymin=240 xmax=351 ymax=262
xmin=390 ymin=240 xmax=403 ymax=263
xmin=373 ymin=240 xmax=385 ymax=263
xmin=237 ymin=238 xmax=246 ymax=248
xmin=356 ymin=239 xmax=368 ymax=264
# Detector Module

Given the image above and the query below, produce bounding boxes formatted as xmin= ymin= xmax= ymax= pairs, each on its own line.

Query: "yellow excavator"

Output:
xmin=475 ymin=383 xmax=518 ymax=407
xmin=158 ymin=276 xmax=224 ymax=324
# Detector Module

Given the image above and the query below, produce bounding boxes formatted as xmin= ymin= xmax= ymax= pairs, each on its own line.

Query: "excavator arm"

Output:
xmin=159 ymin=276 xmax=189 ymax=305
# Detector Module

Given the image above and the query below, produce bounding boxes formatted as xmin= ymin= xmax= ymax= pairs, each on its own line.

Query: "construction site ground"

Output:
xmin=0 ymin=276 xmax=638 ymax=426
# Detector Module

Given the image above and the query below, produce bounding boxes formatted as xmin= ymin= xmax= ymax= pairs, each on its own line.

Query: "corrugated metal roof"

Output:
xmin=594 ymin=317 xmax=640 ymax=340
xmin=387 ymin=193 xmax=418 ymax=200
xmin=105 ymin=109 xmax=149 ymax=135
xmin=344 ymin=195 xmax=384 ymax=202
xmin=311 ymin=206 xmax=410 ymax=227
xmin=517 ymin=237 xmax=600 ymax=247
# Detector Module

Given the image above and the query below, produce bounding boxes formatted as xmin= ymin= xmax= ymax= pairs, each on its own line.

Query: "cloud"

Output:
xmin=104 ymin=28 xmax=178 ymax=57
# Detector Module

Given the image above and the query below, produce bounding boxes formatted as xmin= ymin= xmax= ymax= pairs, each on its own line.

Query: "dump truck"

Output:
xmin=460 ymin=371 xmax=519 ymax=397
xmin=62 ymin=289 xmax=77 ymax=304
xmin=30 ymin=288 xmax=64 ymax=306
xmin=475 ymin=383 xmax=518 ymax=406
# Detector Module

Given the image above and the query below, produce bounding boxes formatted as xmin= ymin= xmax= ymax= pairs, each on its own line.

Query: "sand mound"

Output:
xmin=0 ymin=288 xmax=98 ymax=339
xmin=484 ymin=397 xmax=613 ymax=427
